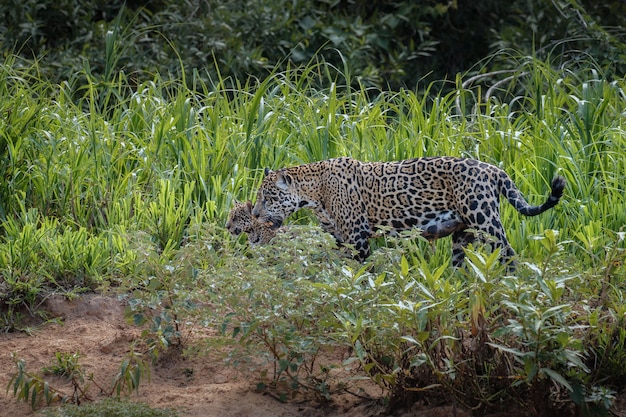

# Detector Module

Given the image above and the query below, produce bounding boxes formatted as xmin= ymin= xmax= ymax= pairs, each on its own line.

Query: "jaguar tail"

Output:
xmin=502 ymin=175 xmax=566 ymax=216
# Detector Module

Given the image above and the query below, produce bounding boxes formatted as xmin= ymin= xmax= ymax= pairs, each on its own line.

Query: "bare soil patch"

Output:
xmin=0 ymin=294 xmax=475 ymax=417
xmin=2 ymin=294 xmax=625 ymax=417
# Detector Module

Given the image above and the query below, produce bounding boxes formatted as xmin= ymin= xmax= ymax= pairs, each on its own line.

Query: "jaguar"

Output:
xmin=227 ymin=198 xmax=465 ymax=247
xmin=251 ymin=156 xmax=566 ymax=268
xmin=225 ymin=200 xmax=276 ymax=245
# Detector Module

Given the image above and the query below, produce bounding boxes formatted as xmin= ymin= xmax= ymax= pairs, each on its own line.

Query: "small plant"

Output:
xmin=42 ymin=351 xmax=90 ymax=405
xmin=8 ymin=345 xmax=151 ymax=410
xmin=110 ymin=345 xmax=151 ymax=398
xmin=122 ymin=247 xmax=195 ymax=363
xmin=7 ymin=354 xmax=66 ymax=409
xmin=43 ymin=352 xmax=83 ymax=380
xmin=0 ymin=211 xmax=55 ymax=331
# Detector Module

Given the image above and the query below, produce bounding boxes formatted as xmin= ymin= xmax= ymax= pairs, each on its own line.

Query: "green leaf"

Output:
xmin=400 ymin=255 xmax=409 ymax=277
xmin=43 ymin=382 xmax=49 ymax=403
xmin=133 ymin=313 xmax=145 ymax=326
xmin=231 ymin=326 xmax=240 ymax=338
xmin=400 ymin=335 xmax=419 ymax=345
xmin=486 ymin=342 xmax=526 ymax=358
xmin=354 ymin=339 xmax=366 ymax=362
xmin=409 ymin=353 xmax=429 ymax=368
xmin=30 ymin=384 xmax=37 ymax=409
xmin=541 ymin=368 xmax=573 ymax=392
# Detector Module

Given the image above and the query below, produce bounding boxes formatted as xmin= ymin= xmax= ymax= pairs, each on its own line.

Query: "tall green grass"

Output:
xmin=0 ymin=50 xmax=623 ymax=298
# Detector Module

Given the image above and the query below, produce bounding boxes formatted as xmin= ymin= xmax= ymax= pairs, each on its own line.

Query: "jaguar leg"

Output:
xmin=459 ymin=220 xmax=517 ymax=271
xmin=451 ymin=230 xmax=475 ymax=267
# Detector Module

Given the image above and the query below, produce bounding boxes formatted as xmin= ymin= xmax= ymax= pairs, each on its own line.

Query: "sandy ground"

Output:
xmin=0 ymin=294 xmax=477 ymax=417
xmin=2 ymin=294 xmax=625 ymax=417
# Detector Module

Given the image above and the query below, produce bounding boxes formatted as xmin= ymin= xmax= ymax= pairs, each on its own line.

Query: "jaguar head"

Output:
xmin=225 ymin=200 xmax=255 ymax=236
xmin=252 ymin=168 xmax=303 ymax=229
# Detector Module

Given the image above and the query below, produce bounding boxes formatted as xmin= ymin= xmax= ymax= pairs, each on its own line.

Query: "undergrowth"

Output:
xmin=2 ymin=52 xmax=625 ymax=415
xmin=42 ymin=398 xmax=177 ymax=417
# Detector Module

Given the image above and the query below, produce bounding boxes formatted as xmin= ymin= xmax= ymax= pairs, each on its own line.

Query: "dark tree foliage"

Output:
xmin=0 ymin=0 xmax=624 ymax=90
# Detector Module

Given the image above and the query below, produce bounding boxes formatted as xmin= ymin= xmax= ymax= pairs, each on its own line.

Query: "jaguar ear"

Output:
xmin=264 ymin=168 xmax=272 ymax=177
xmin=276 ymin=170 xmax=292 ymax=190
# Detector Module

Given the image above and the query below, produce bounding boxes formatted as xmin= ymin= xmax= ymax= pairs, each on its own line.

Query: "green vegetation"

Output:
xmin=2 ymin=53 xmax=624 ymax=414
xmin=43 ymin=398 xmax=177 ymax=417
xmin=1 ymin=0 xmax=625 ymax=89
xmin=1 ymin=0 xmax=625 ymax=415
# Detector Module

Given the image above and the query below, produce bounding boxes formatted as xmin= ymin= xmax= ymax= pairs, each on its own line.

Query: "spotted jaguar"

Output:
xmin=227 ymin=197 xmax=465 ymax=247
xmin=225 ymin=200 xmax=276 ymax=245
xmin=251 ymin=156 xmax=566 ymax=268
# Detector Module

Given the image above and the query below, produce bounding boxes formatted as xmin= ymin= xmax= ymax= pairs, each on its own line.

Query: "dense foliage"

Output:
xmin=2 ymin=55 xmax=625 ymax=414
xmin=1 ymin=0 xmax=625 ymax=415
xmin=1 ymin=0 xmax=625 ymax=90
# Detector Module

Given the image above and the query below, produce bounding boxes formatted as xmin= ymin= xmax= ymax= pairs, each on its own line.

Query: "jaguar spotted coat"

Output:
xmin=225 ymin=200 xmax=276 ymax=245
xmin=251 ymin=157 xmax=566 ymax=268
xmin=227 ymin=197 xmax=464 ymax=247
